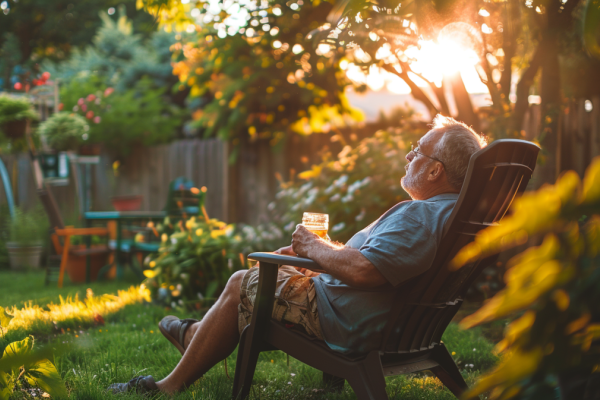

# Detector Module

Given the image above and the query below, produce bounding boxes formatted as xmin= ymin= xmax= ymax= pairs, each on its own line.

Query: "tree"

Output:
xmin=0 ymin=0 xmax=156 ymax=91
xmin=139 ymin=0 xmax=362 ymax=153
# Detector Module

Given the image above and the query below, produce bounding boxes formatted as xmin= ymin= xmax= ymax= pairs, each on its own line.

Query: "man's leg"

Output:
xmin=155 ymin=270 xmax=246 ymax=394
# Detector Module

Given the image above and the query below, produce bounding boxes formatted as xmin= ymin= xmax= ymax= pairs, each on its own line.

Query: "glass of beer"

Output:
xmin=302 ymin=212 xmax=330 ymax=240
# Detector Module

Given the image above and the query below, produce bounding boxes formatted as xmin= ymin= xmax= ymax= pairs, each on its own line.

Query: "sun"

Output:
xmin=344 ymin=22 xmax=489 ymax=95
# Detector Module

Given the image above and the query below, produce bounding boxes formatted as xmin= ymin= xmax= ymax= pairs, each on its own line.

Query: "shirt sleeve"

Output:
xmin=359 ymin=214 xmax=437 ymax=287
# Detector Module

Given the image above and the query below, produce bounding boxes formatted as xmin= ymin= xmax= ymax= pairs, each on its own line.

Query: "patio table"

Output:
xmin=84 ymin=211 xmax=167 ymax=280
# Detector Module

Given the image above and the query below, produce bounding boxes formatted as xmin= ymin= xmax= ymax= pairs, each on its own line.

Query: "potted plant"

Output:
xmin=38 ymin=112 xmax=90 ymax=152
xmin=0 ymin=95 xmax=39 ymax=139
xmin=5 ymin=208 xmax=47 ymax=270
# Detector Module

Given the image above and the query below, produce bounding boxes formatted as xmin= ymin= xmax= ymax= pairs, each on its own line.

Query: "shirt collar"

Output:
xmin=424 ymin=193 xmax=460 ymax=202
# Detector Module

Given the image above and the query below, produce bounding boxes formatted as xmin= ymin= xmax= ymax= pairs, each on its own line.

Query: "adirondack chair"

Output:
xmin=233 ymin=139 xmax=540 ymax=400
xmin=38 ymin=186 xmax=112 ymax=287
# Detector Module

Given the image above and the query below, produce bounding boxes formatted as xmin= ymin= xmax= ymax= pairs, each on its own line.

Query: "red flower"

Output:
xmin=86 ymin=111 xmax=94 ymax=119
xmin=58 ymin=103 xmax=64 ymax=111
xmin=41 ymin=72 xmax=51 ymax=81
xmin=81 ymin=104 xmax=87 ymax=112
xmin=104 ymin=87 xmax=114 ymax=97
xmin=14 ymin=82 xmax=22 ymax=90
xmin=32 ymin=79 xmax=39 ymax=86
xmin=87 ymin=94 xmax=96 ymax=102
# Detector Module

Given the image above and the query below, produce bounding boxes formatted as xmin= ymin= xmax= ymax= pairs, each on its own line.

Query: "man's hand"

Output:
xmin=291 ymin=224 xmax=320 ymax=258
xmin=274 ymin=243 xmax=321 ymax=277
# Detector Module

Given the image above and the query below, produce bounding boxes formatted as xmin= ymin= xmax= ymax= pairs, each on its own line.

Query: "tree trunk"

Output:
xmin=445 ymin=71 xmax=481 ymax=132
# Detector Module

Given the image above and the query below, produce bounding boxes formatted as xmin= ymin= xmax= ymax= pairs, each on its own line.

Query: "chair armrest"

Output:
xmin=248 ymin=252 xmax=326 ymax=273
xmin=55 ymin=227 xmax=109 ymax=236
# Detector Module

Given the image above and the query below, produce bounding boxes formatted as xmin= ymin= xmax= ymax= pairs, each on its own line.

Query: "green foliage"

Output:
xmin=38 ymin=112 xmax=89 ymax=151
xmin=141 ymin=0 xmax=361 ymax=148
xmin=0 ymin=95 xmax=38 ymax=126
xmin=451 ymin=157 xmax=600 ymax=399
xmin=0 ymin=336 xmax=67 ymax=400
xmin=7 ymin=208 xmax=47 ymax=246
xmin=59 ymin=77 xmax=183 ymax=157
xmin=583 ymin=0 xmax=600 ymax=60
xmin=144 ymin=215 xmax=246 ymax=307
xmin=44 ymin=7 xmax=177 ymax=93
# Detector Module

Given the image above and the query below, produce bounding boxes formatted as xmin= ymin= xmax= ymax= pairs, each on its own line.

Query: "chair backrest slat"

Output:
xmin=380 ymin=139 xmax=539 ymax=353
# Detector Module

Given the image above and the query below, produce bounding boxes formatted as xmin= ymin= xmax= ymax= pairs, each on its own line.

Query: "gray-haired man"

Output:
xmin=109 ymin=115 xmax=486 ymax=395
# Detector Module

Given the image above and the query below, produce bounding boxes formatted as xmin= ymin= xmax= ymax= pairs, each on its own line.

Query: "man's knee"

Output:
xmin=223 ymin=270 xmax=246 ymax=298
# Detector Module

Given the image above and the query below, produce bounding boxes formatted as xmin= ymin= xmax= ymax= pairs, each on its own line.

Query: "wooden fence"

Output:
xmin=521 ymin=97 xmax=600 ymax=179
xmin=0 ymin=133 xmax=347 ymax=226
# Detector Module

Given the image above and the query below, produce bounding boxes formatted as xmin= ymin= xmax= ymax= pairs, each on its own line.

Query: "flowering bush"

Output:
xmin=59 ymin=76 xmax=183 ymax=157
xmin=143 ymin=215 xmax=247 ymax=309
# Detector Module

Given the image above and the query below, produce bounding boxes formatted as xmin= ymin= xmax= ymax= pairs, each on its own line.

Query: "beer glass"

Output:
xmin=302 ymin=212 xmax=330 ymax=240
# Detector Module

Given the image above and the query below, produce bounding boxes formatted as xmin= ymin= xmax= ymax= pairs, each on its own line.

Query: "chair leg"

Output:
xmin=232 ymin=327 xmax=261 ymax=400
xmin=430 ymin=343 xmax=468 ymax=398
xmin=345 ymin=352 xmax=389 ymax=400
xmin=323 ymin=372 xmax=345 ymax=392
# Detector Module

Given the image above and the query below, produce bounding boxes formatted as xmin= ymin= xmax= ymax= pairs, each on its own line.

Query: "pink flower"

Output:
xmin=77 ymin=98 xmax=85 ymax=106
xmin=93 ymin=116 xmax=101 ymax=124
xmin=87 ymin=94 xmax=96 ymax=102
xmin=81 ymin=104 xmax=87 ymax=112
xmin=86 ymin=111 xmax=94 ymax=119
xmin=104 ymin=87 xmax=114 ymax=97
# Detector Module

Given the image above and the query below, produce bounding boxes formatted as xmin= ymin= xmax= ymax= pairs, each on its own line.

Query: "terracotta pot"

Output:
xmin=6 ymin=242 xmax=43 ymax=270
xmin=111 ymin=195 xmax=143 ymax=211
xmin=1 ymin=119 xmax=27 ymax=139
xmin=65 ymin=245 xmax=111 ymax=283
xmin=78 ymin=144 xmax=102 ymax=156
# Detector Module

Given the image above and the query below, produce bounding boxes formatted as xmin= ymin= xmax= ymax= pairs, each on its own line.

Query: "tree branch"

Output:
xmin=382 ymin=63 xmax=440 ymax=118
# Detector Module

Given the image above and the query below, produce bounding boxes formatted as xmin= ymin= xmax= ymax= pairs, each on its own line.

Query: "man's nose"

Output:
xmin=406 ymin=151 xmax=415 ymax=162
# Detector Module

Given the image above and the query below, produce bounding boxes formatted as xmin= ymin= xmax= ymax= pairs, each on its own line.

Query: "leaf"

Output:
xmin=2 ymin=336 xmax=34 ymax=375
xmin=24 ymin=359 xmax=68 ymax=399
xmin=0 ymin=307 xmax=13 ymax=330
xmin=0 ymin=371 xmax=13 ymax=400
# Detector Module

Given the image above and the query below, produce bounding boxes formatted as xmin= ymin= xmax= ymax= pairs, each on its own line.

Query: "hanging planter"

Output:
xmin=0 ymin=95 xmax=38 ymax=140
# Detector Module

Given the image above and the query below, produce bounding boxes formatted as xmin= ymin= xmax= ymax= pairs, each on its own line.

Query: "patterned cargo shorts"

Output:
xmin=238 ymin=265 xmax=324 ymax=340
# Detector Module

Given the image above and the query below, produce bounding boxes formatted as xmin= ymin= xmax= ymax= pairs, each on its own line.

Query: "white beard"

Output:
xmin=401 ymin=160 xmax=431 ymax=200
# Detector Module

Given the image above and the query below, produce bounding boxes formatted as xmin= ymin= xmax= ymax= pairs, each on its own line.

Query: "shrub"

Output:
xmin=143 ymin=215 xmax=247 ymax=308
xmin=60 ymin=76 xmax=183 ymax=157
xmin=452 ymin=157 xmax=600 ymax=399
xmin=7 ymin=208 xmax=47 ymax=246
xmin=38 ymin=112 xmax=89 ymax=151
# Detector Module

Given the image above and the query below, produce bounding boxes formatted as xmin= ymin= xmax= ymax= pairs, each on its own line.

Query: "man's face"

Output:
xmin=401 ymin=130 xmax=441 ymax=199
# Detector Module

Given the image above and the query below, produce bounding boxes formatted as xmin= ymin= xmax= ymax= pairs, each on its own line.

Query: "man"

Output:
xmin=109 ymin=115 xmax=487 ymax=394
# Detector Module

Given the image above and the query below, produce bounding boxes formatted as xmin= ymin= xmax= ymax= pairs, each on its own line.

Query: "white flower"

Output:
xmin=268 ymin=202 xmax=276 ymax=211
xmin=197 ymin=292 xmax=204 ymax=301
xmin=355 ymin=209 xmax=366 ymax=221
xmin=473 ymin=348 xmax=477 ymax=351
xmin=341 ymin=194 xmax=354 ymax=203
xmin=324 ymin=184 xmax=335 ymax=194
xmin=332 ymin=222 xmax=345 ymax=232
xmin=171 ymin=237 xmax=177 ymax=245
xmin=330 ymin=194 xmax=341 ymax=202
xmin=334 ymin=174 xmax=349 ymax=187
xmin=284 ymin=221 xmax=296 ymax=232
xmin=228 ymin=259 xmax=233 ymax=270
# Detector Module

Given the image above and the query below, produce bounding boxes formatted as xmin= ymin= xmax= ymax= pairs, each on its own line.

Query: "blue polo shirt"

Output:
xmin=312 ymin=193 xmax=458 ymax=355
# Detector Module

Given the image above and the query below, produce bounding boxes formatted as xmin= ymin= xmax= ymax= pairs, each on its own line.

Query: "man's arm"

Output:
xmin=291 ymin=225 xmax=388 ymax=288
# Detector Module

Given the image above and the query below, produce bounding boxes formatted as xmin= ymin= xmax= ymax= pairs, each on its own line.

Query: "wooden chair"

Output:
xmin=233 ymin=139 xmax=540 ymax=400
xmin=38 ymin=187 xmax=112 ymax=287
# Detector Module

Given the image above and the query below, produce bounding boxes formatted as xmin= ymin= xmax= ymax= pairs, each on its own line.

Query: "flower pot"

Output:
xmin=78 ymin=144 xmax=102 ymax=156
xmin=6 ymin=242 xmax=43 ymax=270
xmin=1 ymin=119 xmax=27 ymax=139
xmin=111 ymin=195 xmax=143 ymax=211
xmin=65 ymin=245 xmax=111 ymax=283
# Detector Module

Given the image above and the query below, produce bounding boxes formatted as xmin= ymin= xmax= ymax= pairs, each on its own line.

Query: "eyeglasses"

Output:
xmin=410 ymin=144 xmax=446 ymax=170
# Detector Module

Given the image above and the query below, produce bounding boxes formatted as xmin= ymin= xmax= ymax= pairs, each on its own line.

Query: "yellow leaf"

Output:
xmin=565 ymin=313 xmax=591 ymax=335
xmin=552 ymin=289 xmax=570 ymax=311
xmin=581 ymin=156 xmax=600 ymax=203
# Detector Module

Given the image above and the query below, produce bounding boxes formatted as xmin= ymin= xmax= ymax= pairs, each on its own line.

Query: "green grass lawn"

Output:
xmin=0 ymin=270 xmax=499 ymax=399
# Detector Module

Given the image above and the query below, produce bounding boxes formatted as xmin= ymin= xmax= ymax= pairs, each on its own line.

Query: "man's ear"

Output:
xmin=427 ymin=162 xmax=444 ymax=181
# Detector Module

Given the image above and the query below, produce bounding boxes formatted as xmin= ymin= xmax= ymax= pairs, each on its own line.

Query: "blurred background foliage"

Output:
xmin=450 ymin=157 xmax=600 ymax=399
